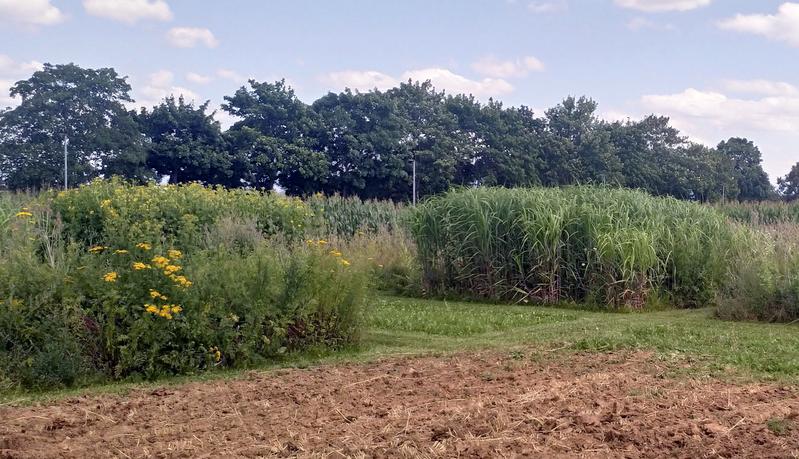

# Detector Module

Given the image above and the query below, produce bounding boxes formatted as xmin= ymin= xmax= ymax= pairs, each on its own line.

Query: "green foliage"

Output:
xmin=0 ymin=63 xmax=145 ymax=190
xmin=305 ymin=193 xmax=408 ymax=237
xmin=0 ymin=183 xmax=369 ymax=390
xmin=717 ymin=137 xmax=775 ymax=201
xmin=778 ymin=162 xmax=799 ymax=201
xmin=50 ymin=178 xmax=311 ymax=249
xmin=717 ymin=200 xmax=799 ymax=225
xmin=137 ymin=96 xmax=234 ymax=186
xmin=718 ymin=224 xmax=799 ymax=322
xmin=412 ymin=187 xmax=738 ymax=308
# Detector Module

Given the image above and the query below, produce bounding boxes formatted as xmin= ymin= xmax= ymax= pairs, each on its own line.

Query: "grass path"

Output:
xmin=2 ymin=295 xmax=797 ymax=404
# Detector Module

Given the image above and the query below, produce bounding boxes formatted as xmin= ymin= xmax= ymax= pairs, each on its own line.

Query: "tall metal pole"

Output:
xmin=63 ymin=135 xmax=69 ymax=190
xmin=412 ymin=157 xmax=416 ymax=206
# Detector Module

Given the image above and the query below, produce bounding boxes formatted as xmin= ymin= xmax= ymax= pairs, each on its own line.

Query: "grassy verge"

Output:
xmin=3 ymin=295 xmax=798 ymax=404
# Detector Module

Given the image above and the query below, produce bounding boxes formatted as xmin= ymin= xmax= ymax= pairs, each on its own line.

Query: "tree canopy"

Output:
xmin=0 ymin=63 xmax=145 ymax=190
xmin=0 ymin=63 xmax=785 ymax=203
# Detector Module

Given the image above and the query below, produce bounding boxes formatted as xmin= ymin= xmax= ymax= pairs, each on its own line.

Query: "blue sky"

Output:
xmin=1 ymin=0 xmax=798 ymax=181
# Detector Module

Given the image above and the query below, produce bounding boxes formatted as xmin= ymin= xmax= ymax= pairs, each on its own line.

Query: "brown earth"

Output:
xmin=1 ymin=350 xmax=798 ymax=458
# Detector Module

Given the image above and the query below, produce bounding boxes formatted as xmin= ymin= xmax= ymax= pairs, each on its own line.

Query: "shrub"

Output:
xmin=50 ymin=178 xmax=311 ymax=250
xmin=412 ymin=187 xmax=738 ymax=309
xmin=0 ymin=185 xmax=370 ymax=389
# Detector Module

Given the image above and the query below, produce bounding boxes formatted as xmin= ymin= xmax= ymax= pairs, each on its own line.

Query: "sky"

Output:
xmin=1 ymin=0 xmax=798 ymax=182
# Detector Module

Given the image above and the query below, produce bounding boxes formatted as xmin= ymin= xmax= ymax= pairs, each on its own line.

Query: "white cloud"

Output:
xmin=471 ymin=56 xmax=545 ymax=78
xmin=0 ymin=55 xmax=44 ymax=108
xmin=718 ymin=3 xmax=799 ymax=47
xmin=186 ymin=72 xmax=213 ymax=85
xmin=166 ymin=27 xmax=219 ymax=48
xmin=0 ymin=80 xmax=17 ymax=107
xmin=627 ymin=17 xmax=676 ymax=31
xmin=527 ymin=1 xmax=567 ymax=13
xmin=0 ymin=0 xmax=64 ymax=26
xmin=216 ymin=68 xmax=247 ymax=83
xmin=133 ymin=70 xmax=199 ymax=109
xmin=321 ymin=70 xmax=398 ymax=92
xmin=401 ymin=68 xmax=514 ymax=97
xmin=722 ymin=79 xmax=799 ymax=97
xmin=321 ymin=68 xmax=514 ymax=98
xmin=0 ymin=55 xmax=43 ymax=77
xmin=212 ymin=106 xmax=241 ymax=130
xmin=83 ymin=0 xmax=172 ymax=24
xmin=639 ymin=83 xmax=799 ymax=182
xmin=615 ymin=0 xmax=711 ymax=12
xmin=642 ymin=86 xmax=799 ymax=133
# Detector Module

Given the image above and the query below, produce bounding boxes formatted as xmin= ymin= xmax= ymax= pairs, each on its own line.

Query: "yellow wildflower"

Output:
xmin=167 ymin=249 xmax=182 ymax=260
xmin=88 ymin=245 xmax=106 ymax=254
xmin=144 ymin=304 xmax=158 ymax=314
xmin=15 ymin=211 xmax=33 ymax=218
xmin=103 ymin=272 xmax=118 ymax=282
xmin=171 ymin=275 xmax=193 ymax=288
xmin=100 ymin=199 xmax=112 ymax=208
xmin=132 ymin=262 xmax=150 ymax=270
xmin=136 ymin=242 xmax=152 ymax=251
xmin=114 ymin=249 xmax=129 ymax=255
xmin=163 ymin=264 xmax=182 ymax=275
xmin=151 ymin=256 xmax=169 ymax=268
xmin=317 ymin=239 xmax=328 ymax=245
xmin=149 ymin=289 xmax=167 ymax=300
xmin=339 ymin=259 xmax=351 ymax=267
xmin=329 ymin=250 xmax=342 ymax=257
xmin=170 ymin=305 xmax=182 ymax=314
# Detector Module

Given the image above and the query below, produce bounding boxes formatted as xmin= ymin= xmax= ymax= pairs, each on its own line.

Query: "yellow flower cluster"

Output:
xmin=163 ymin=264 xmax=182 ymax=276
xmin=170 ymin=275 xmax=192 ymax=288
xmin=15 ymin=210 xmax=33 ymax=218
xmin=209 ymin=346 xmax=222 ymax=362
xmin=100 ymin=199 xmax=112 ymax=208
xmin=152 ymin=256 xmax=169 ymax=268
xmin=149 ymin=289 xmax=168 ymax=300
xmin=132 ymin=261 xmax=151 ymax=270
xmin=136 ymin=242 xmax=152 ymax=251
xmin=144 ymin=303 xmax=182 ymax=320
xmin=114 ymin=249 xmax=128 ymax=255
xmin=327 ymin=248 xmax=351 ymax=267
xmin=167 ymin=249 xmax=182 ymax=260
xmin=103 ymin=271 xmax=118 ymax=282
xmin=306 ymin=239 xmax=328 ymax=246
xmin=89 ymin=245 xmax=107 ymax=254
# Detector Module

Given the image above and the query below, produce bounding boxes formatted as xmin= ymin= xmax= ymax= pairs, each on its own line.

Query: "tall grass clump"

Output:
xmin=717 ymin=200 xmax=799 ymax=225
xmin=305 ymin=193 xmax=409 ymax=238
xmin=413 ymin=187 xmax=739 ymax=309
xmin=718 ymin=223 xmax=799 ymax=322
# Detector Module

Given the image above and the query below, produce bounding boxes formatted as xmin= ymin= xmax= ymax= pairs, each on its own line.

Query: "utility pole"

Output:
xmin=412 ymin=157 xmax=416 ymax=206
xmin=63 ymin=135 xmax=69 ymax=190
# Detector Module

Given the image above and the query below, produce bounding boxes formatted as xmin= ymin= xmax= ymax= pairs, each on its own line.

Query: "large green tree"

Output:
xmin=542 ymin=97 xmax=622 ymax=185
xmin=222 ymin=79 xmax=327 ymax=194
xmin=137 ymin=96 xmax=233 ymax=185
xmin=778 ymin=162 xmax=799 ymax=201
xmin=0 ymin=63 xmax=145 ymax=190
xmin=716 ymin=137 xmax=774 ymax=201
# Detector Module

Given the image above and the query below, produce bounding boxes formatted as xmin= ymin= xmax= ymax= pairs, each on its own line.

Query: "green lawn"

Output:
xmin=363 ymin=296 xmax=799 ymax=381
xmin=3 ymin=295 xmax=798 ymax=404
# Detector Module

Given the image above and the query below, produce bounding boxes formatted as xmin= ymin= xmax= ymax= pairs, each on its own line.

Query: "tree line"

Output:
xmin=1 ymin=63 xmax=796 ymax=201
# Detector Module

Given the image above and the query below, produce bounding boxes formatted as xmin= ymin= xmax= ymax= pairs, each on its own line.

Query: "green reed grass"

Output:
xmin=413 ymin=187 xmax=740 ymax=309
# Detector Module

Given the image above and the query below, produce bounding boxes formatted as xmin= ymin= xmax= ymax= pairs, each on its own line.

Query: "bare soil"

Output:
xmin=1 ymin=350 xmax=798 ymax=458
